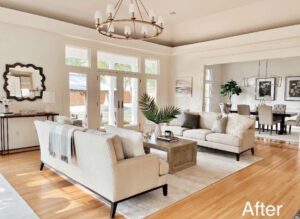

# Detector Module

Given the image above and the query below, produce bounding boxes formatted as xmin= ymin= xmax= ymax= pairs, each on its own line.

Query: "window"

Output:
xmin=204 ymin=68 xmax=213 ymax=112
xmin=145 ymin=59 xmax=159 ymax=74
xmin=146 ymin=79 xmax=157 ymax=99
xmin=65 ymin=46 xmax=90 ymax=67
xmin=97 ymin=52 xmax=139 ymax=72
xmin=69 ymin=73 xmax=88 ymax=127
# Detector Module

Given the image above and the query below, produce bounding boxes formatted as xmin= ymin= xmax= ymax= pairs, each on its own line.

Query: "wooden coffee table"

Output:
xmin=144 ymin=138 xmax=197 ymax=173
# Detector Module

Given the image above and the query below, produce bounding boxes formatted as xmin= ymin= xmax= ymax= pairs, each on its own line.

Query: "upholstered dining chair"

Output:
xmin=258 ymin=105 xmax=279 ymax=135
xmin=285 ymin=113 xmax=300 ymax=134
xmin=273 ymin=104 xmax=287 ymax=114
xmin=237 ymin=104 xmax=251 ymax=115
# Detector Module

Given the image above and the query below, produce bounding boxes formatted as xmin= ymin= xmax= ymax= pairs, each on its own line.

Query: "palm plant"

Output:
xmin=139 ymin=93 xmax=181 ymax=124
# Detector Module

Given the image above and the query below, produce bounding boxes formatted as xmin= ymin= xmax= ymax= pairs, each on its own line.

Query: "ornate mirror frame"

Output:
xmin=3 ymin=63 xmax=46 ymax=101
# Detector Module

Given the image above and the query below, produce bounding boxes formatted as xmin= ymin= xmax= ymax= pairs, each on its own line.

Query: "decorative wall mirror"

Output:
xmin=3 ymin=63 xmax=46 ymax=101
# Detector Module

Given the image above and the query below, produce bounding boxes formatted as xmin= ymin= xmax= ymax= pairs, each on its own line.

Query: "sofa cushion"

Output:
xmin=183 ymin=129 xmax=212 ymax=141
xmin=112 ymin=135 xmax=125 ymax=161
xmin=105 ymin=125 xmax=145 ymax=158
xmin=159 ymin=159 xmax=169 ymax=175
xmin=161 ymin=125 xmax=189 ymax=136
xmin=206 ymin=133 xmax=241 ymax=147
xmin=226 ymin=114 xmax=255 ymax=137
xmin=199 ymin=112 xmax=220 ymax=130
xmin=182 ymin=112 xmax=200 ymax=129
xmin=212 ymin=116 xmax=228 ymax=133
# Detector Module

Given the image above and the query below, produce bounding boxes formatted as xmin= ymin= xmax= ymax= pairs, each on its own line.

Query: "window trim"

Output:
xmin=144 ymin=58 xmax=160 ymax=75
xmin=97 ymin=50 xmax=140 ymax=73
xmin=65 ymin=45 xmax=91 ymax=68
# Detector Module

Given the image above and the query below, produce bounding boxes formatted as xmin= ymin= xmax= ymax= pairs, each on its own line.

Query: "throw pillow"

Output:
xmin=212 ymin=116 xmax=228 ymax=133
xmin=169 ymin=109 xmax=190 ymax=126
xmin=226 ymin=114 xmax=255 ymax=137
xmin=112 ymin=135 xmax=125 ymax=161
xmin=105 ymin=125 xmax=145 ymax=158
xmin=182 ymin=113 xmax=200 ymax=129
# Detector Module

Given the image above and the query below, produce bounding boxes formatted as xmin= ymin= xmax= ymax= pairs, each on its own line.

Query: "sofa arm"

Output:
xmin=112 ymin=154 xmax=161 ymax=202
xmin=240 ymin=128 xmax=255 ymax=152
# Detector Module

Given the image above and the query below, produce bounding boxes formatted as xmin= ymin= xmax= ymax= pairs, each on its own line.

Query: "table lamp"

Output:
xmin=42 ymin=91 xmax=55 ymax=112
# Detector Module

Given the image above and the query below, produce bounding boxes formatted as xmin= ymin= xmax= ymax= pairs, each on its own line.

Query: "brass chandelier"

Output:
xmin=94 ymin=0 xmax=164 ymax=40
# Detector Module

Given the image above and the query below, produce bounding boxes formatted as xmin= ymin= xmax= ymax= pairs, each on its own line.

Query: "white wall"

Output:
xmin=218 ymin=57 xmax=300 ymax=112
xmin=0 ymin=19 xmax=171 ymax=149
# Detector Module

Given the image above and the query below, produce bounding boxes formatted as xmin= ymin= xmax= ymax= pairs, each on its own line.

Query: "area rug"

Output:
xmin=92 ymin=148 xmax=262 ymax=219
xmin=0 ymin=174 xmax=39 ymax=219
xmin=255 ymin=129 xmax=300 ymax=145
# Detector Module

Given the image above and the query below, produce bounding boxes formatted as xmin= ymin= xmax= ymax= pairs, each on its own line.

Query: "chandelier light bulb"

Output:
xmin=108 ymin=23 xmax=115 ymax=33
xmin=129 ymin=3 xmax=136 ymax=15
xmin=94 ymin=11 xmax=102 ymax=24
xmin=149 ymin=9 xmax=155 ymax=19
xmin=157 ymin=16 xmax=163 ymax=26
xmin=124 ymin=26 xmax=132 ymax=36
xmin=141 ymin=26 xmax=148 ymax=35
xmin=106 ymin=4 xmax=114 ymax=15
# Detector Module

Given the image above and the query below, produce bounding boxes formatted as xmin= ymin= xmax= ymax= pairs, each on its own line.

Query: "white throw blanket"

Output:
xmin=49 ymin=124 xmax=85 ymax=163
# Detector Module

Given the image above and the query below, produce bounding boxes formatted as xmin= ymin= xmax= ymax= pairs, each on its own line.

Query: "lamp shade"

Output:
xmin=42 ymin=91 xmax=55 ymax=104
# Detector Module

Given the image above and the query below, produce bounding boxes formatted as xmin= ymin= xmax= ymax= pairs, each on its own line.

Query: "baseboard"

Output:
xmin=0 ymin=146 xmax=40 ymax=155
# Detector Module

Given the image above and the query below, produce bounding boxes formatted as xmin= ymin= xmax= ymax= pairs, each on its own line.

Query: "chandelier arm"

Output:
xmin=135 ymin=0 xmax=144 ymax=21
xmin=114 ymin=0 xmax=122 ymax=10
xmin=138 ymin=0 xmax=149 ymax=16
xmin=113 ymin=0 xmax=123 ymax=20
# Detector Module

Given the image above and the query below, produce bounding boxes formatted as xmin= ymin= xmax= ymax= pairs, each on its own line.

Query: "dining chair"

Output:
xmin=258 ymin=105 xmax=279 ymax=135
xmin=237 ymin=104 xmax=250 ymax=115
xmin=285 ymin=113 xmax=300 ymax=134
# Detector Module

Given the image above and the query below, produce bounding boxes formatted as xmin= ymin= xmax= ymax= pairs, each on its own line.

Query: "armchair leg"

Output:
xmin=110 ymin=202 xmax=118 ymax=218
xmin=162 ymin=184 xmax=168 ymax=196
xmin=289 ymin=125 xmax=292 ymax=134
xmin=40 ymin=162 xmax=44 ymax=171
xmin=236 ymin=154 xmax=240 ymax=161
xmin=276 ymin=124 xmax=278 ymax=134
xmin=258 ymin=124 xmax=261 ymax=134
xmin=251 ymin=148 xmax=254 ymax=155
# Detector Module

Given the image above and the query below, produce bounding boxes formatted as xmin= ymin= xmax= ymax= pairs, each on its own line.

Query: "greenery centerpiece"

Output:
xmin=139 ymin=93 xmax=181 ymax=138
xmin=220 ymin=80 xmax=242 ymax=113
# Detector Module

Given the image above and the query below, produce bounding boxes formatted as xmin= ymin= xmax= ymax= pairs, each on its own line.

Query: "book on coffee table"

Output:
xmin=157 ymin=135 xmax=179 ymax=142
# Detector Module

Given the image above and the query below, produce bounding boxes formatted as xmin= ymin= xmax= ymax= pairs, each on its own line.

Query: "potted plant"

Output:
xmin=220 ymin=80 xmax=242 ymax=112
xmin=139 ymin=93 xmax=181 ymax=138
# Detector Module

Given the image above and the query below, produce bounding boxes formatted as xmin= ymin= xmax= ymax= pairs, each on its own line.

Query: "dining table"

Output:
xmin=230 ymin=110 xmax=298 ymax=135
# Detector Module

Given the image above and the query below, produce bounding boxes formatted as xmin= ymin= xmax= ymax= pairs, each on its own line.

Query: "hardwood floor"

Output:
xmin=0 ymin=140 xmax=299 ymax=219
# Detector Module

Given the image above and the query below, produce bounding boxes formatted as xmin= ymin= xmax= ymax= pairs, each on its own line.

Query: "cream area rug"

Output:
xmin=0 ymin=174 xmax=39 ymax=219
xmin=93 ymin=148 xmax=261 ymax=219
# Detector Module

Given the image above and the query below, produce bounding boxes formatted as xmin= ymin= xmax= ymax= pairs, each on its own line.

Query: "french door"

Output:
xmin=99 ymin=73 xmax=139 ymax=129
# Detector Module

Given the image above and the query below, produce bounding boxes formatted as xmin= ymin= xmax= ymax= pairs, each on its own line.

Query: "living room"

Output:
xmin=0 ymin=0 xmax=300 ymax=219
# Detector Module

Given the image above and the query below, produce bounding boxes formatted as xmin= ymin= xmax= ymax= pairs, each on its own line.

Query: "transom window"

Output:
xmin=97 ymin=52 xmax=139 ymax=72
xmin=65 ymin=46 xmax=90 ymax=67
xmin=145 ymin=59 xmax=159 ymax=74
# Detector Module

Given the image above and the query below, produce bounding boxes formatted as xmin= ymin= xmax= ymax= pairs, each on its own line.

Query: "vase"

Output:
xmin=152 ymin=124 xmax=162 ymax=139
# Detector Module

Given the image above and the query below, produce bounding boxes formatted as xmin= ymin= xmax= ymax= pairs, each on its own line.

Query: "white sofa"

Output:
xmin=34 ymin=121 xmax=168 ymax=218
xmin=161 ymin=112 xmax=255 ymax=161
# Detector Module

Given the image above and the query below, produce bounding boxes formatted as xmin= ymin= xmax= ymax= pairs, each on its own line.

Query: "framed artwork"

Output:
xmin=255 ymin=77 xmax=276 ymax=100
xmin=175 ymin=77 xmax=193 ymax=97
xmin=285 ymin=76 xmax=300 ymax=101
